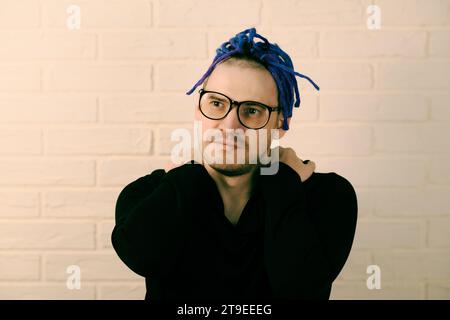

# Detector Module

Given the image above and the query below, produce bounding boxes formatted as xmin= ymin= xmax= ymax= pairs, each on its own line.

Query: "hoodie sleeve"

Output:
xmin=260 ymin=161 xmax=358 ymax=300
xmin=111 ymin=165 xmax=198 ymax=279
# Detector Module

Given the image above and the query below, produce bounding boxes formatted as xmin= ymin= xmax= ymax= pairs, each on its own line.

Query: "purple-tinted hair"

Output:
xmin=185 ymin=27 xmax=320 ymax=130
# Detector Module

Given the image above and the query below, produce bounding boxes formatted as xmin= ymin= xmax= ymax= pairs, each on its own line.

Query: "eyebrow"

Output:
xmin=206 ymin=91 xmax=275 ymax=108
xmin=208 ymin=93 xmax=228 ymax=102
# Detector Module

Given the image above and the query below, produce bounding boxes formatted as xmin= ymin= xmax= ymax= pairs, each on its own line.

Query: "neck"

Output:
xmin=203 ymin=163 xmax=258 ymax=199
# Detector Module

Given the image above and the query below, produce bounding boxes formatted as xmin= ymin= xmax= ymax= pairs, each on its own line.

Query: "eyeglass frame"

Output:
xmin=197 ymin=88 xmax=282 ymax=130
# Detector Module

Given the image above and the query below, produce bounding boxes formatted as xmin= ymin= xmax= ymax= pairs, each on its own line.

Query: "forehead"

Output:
xmin=204 ymin=62 xmax=278 ymax=106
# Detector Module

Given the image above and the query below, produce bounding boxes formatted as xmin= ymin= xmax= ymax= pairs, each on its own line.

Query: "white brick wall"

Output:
xmin=0 ymin=0 xmax=449 ymax=300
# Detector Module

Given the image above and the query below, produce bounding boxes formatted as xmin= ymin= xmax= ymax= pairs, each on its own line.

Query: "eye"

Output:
xmin=244 ymin=108 xmax=259 ymax=115
xmin=210 ymin=100 xmax=224 ymax=108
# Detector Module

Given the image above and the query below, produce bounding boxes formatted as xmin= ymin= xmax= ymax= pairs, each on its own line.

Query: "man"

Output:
xmin=112 ymin=28 xmax=358 ymax=301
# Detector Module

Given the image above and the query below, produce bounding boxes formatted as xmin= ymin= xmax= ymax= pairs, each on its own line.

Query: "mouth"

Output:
xmin=212 ymin=141 xmax=243 ymax=150
xmin=222 ymin=142 xmax=237 ymax=149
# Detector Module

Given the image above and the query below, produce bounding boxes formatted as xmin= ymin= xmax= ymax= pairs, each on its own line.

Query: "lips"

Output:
xmin=213 ymin=141 xmax=243 ymax=149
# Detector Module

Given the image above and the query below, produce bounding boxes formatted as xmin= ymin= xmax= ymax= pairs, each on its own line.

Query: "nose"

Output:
xmin=218 ymin=103 xmax=245 ymax=130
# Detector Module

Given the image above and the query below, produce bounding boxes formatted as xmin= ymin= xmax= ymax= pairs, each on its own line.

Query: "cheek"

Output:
xmin=262 ymin=117 xmax=282 ymax=146
xmin=202 ymin=118 xmax=218 ymax=131
xmin=200 ymin=119 xmax=220 ymax=146
xmin=261 ymin=116 xmax=278 ymax=134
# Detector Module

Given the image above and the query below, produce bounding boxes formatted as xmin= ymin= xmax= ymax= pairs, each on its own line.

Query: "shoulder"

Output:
xmin=306 ymin=171 xmax=357 ymax=203
xmin=127 ymin=168 xmax=166 ymax=189
xmin=304 ymin=171 xmax=358 ymax=229
xmin=118 ymin=161 xmax=209 ymax=199
xmin=117 ymin=168 xmax=166 ymax=202
xmin=304 ymin=172 xmax=358 ymax=281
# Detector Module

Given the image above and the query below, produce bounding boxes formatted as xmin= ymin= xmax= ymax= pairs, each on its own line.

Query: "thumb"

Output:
xmin=300 ymin=160 xmax=316 ymax=182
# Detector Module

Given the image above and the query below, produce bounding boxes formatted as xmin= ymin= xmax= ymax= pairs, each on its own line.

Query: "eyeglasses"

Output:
xmin=198 ymin=88 xmax=282 ymax=130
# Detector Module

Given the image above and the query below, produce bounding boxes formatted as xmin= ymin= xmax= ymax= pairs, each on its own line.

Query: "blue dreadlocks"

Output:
xmin=185 ymin=27 xmax=320 ymax=130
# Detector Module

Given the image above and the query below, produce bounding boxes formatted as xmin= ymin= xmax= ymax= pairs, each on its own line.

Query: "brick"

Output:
xmin=45 ymin=128 xmax=152 ymax=155
xmin=97 ymin=220 xmax=115 ymax=249
xmin=372 ymin=250 xmax=450 ymax=280
xmin=330 ymin=281 xmax=423 ymax=299
xmin=374 ymin=124 xmax=450 ymax=154
xmin=268 ymin=0 xmax=364 ymax=25
xmin=43 ymin=191 xmax=117 ymax=218
xmin=320 ymin=94 xmax=428 ymax=122
xmin=0 ymin=32 xmax=96 ymax=59
xmin=44 ymin=253 xmax=142 ymax=280
xmin=0 ymin=254 xmax=40 ymax=280
xmin=377 ymin=62 xmax=450 ymax=89
xmin=45 ymin=65 xmax=152 ymax=92
xmin=0 ymin=0 xmax=39 ymax=27
xmin=352 ymin=188 xmax=375 ymax=217
xmin=428 ymin=219 xmax=450 ymax=247
xmin=101 ymin=31 xmax=206 ymax=59
xmin=98 ymin=284 xmax=145 ymax=300
xmin=286 ymin=95 xmax=319 ymax=124
xmin=283 ymin=124 xmax=372 ymax=156
xmin=101 ymin=94 xmax=194 ymax=123
xmin=208 ymin=29 xmax=318 ymax=59
xmin=0 ymin=159 xmax=95 ymax=186
xmin=0 ymin=284 xmax=95 ymax=299
xmin=158 ymin=124 xmax=195 ymax=156
xmin=354 ymin=220 xmax=422 ymax=249
xmin=0 ymin=191 xmax=39 ymax=218
xmin=0 ymin=222 xmax=95 ymax=249
xmin=98 ymin=157 xmax=168 ymax=186
xmin=430 ymin=30 xmax=450 ymax=57
xmin=428 ymin=282 xmax=450 ymax=299
xmin=337 ymin=250 xmax=372 ymax=281
xmin=0 ymin=129 xmax=41 ymax=154
xmin=42 ymin=0 xmax=151 ymax=28
xmin=271 ymin=29 xmax=319 ymax=58
xmin=155 ymin=61 xmax=211 ymax=92
xmin=0 ymin=66 xmax=40 ymax=92
xmin=429 ymin=156 xmax=450 ymax=185
xmin=296 ymin=62 xmax=373 ymax=91
xmin=162 ymin=123 xmax=377 ymax=162
xmin=430 ymin=94 xmax=450 ymax=121
xmin=0 ymin=95 xmax=97 ymax=123
xmin=374 ymin=187 xmax=450 ymax=217
xmin=321 ymin=30 xmax=426 ymax=57
xmin=157 ymin=0 xmax=260 ymax=27
xmin=415 ymin=125 xmax=450 ymax=155
xmin=375 ymin=0 xmax=450 ymax=26
xmin=316 ymin=157 xmax=427 ymax=187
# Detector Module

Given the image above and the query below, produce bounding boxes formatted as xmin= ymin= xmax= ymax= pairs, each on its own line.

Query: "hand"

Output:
xmin=273 ymin=146 xmax=316 ymax=182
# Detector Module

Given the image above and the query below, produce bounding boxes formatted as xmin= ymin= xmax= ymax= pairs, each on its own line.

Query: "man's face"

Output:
xmin=194 ymin=61 xmax=288 ymax=176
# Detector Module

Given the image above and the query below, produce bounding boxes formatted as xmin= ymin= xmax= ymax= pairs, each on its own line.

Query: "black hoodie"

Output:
xmin=111 ymin=160 xmax=358 ymax=301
